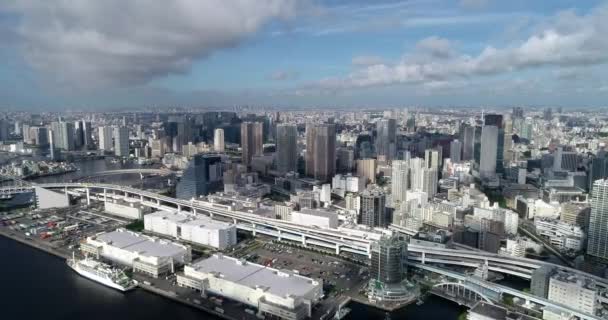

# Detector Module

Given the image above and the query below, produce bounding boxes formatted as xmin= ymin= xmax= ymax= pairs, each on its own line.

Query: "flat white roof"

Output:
xmin=190 ymin=254 xmax=318 ymax=298
xmin=149 ymin=211 xmax=233 ymax=230
xmin=95 ymin=229 xmax=187 ymax=258
xmin=147 ymin=210 xmax=191 ymax=223
xmin=183 ymin=218 xmax=233 ymax=230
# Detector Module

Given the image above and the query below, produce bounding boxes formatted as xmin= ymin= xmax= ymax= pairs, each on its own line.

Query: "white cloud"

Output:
xmin=2 ymin=0 xmax=299 ymax=87
xmin=311 ymin=4 xmax=608 ymax=91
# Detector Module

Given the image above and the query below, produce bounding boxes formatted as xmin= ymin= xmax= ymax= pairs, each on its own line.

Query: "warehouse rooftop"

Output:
xmin=189 ymin=254 xmax=321 ymax=298
xmin=94 ymin=228 xmax=188 ymax=258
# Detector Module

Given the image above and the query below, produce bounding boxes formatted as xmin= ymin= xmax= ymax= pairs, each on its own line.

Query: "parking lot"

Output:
xmin=0 ymin=204 xmax=128 ymax=253
xmin=233 ymin=240 xmax=369 ymax=298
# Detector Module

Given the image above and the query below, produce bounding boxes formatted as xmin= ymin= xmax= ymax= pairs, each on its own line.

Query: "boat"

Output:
xmin=333 ymin=307 xmax=351 ymax=319
xmin=67 ymin=253 xmax=137 ymax=292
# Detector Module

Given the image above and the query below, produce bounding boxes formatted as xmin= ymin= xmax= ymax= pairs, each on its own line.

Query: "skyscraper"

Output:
xmin=375 ymin=118 xmax=396 ymax=161
xmin=356 ymin=158 xmax=377 ymax=185
xmin=82 ymin=121 xmax=92 ymax=150
xmin=305 ymin=123 xmax=336 ymax=182
xmin=424 ymin=148 xmax=441 ymax=169
xmin=484 ymin=114 xmax=504 ymax=174
xmin=461 ymin=125 xmax=475 ymax=161
xmin=391 ymin=160 xmax=409 ymax=206
xmin=176 ymin=154 xmax=223 ymax=200
xmin=241 ymin=122 xmax=263 ymax=166
xmin=0 ymin=119 xmax=9 ymax=142
xmin=213 ymin=128 xmax=225 ymax=152
xmin=587 ymin=179 xmax=608 ymax=260
xmin=276 ymin=124 xmax=298 ymax=174
xmin=479 ymin=125 xmax=498 ymax=178
xmin=360 ymin=186 xmax=386 ymax=227
xmin=409 ymin=157 xmax=438 ymax=200
xmin=370 ymin=236 xmax=407 ymax=285
xmin=450 ymin=140 xmax=462 ymax=163
xmin=51 ymin=121 xmax=75 ymax=151
xmin=512 ymin=107 xmax=524 ymax=119
xmin=113 ymin=126 xmax=129 ymax=157
xmin=98 ymin=126 xmax=113 ymax=151
xmin=48 ymin=128 xmax=56 ymax=160
xmin=589 ymin=156 xmax=608 ymax=191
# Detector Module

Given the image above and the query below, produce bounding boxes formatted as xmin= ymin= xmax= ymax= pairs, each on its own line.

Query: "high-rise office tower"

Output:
xmin=479 ymin=125 xmax=498 ymax=178
xmin=305 ymin=123 xmax=336 ymax=182
xmin=512 ymin=107 xmax=524 ymax=119
xmin=51 ymin=121 xmax=75 ymax=151
xmin=450 ymin=140 xmax=462 ymax=163
xmin=276 ymin=124 xmax=298 ymax=174
xmin=375 ymin=119 xmax=396 ymax=161
xmin=33 ymin=127 xmax=48 ymax=146
xmin=82 ymin=121 xmax=92 ymax=149
xmin=176 ymin=154 xmax=223 ymax=200
xmin=543 ymin=108 xmax=553 ymax=121
xmin=113 ymin=126 xmax=129 ymax=157
xmin=461 ymin=125 xmax=475 ymax=161
xmin=589 ymin=156 xmax=608 ymax=191
xmin=337 ymin=147 xmax=355 ymax=172
xmin=422 ymin=168 xmax=438 ymax=199
xmin=370 ymin=236 xmax=407 ymax=285
xmin=587 ymin=179 xmax=608 ymax=260
xmin=75 ymin=121 xmax=84 ymax=149
xmin=213 ymin=128 xmax=225 ymax=152
xmin=553 ymin=147 xmax=578 ymax=172
xmin=360 ymin=186 xmax=387 ymax=227
xmin=98 ymin=126 xmax=113 ymax=151
xmin=0 ymin=119 xmax=9 ymax=142
xmin=424 ymin=148 xmax=441 ymax=169
xmin=22 ymin=124 xmax=31 ymax=144
xmin=356 ymin=158 xmax=377 ymax=185
xmin=48 ymin=129 xmax=56 ymax=160
xmin=409 ymin=157 xmax=437 ymax=199
xmin=391 ymin=160 xmax=409 ymax=205
xmin=241 ymin=122 xmax=263 ymax=166
xmin=503 ymin=115 xmax=513 ymax=166
xmin=484 ymin=114 xmax=504 ymax=174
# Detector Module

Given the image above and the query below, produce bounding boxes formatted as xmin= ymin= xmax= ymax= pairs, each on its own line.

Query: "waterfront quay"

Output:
xmin=0 ymin=203 xmax=359 ymax=320
xmin=0 ymin=204 xmax=255 ymax=320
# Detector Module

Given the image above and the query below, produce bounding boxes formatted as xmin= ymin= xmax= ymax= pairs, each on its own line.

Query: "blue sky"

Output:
xmin=1 ymin=0 xmax=608 ymax=110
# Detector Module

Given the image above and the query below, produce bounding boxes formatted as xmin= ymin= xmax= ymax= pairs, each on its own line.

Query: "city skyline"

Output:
xmin=1 ymin=1 xmax=608 ymax=109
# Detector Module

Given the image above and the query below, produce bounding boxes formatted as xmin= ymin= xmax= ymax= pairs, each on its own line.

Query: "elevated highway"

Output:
xmin=24 ymin=182 xmax=608 ymax=289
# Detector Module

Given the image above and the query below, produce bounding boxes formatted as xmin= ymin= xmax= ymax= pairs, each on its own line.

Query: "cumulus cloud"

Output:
xmin=1 ymin=0 xmax=299 ymax=87
xmin=311 ymin=4 xmax=608 ymax=91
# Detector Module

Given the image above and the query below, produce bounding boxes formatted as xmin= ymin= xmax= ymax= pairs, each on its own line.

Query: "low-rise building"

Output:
xmin=177 ymin=254 xmax=323 ymax=320
xmin=534 ymin=218 xmax=585 ymax=252
xmin=144 ymin=211 xmax=237 ymax=250
xmin=290 ymin=208 xmax=338 ymax=229
xmin=548 ymin=271 xmax=597 ymax=316
xmin=81 ymin=228 xmax=191 ymax=278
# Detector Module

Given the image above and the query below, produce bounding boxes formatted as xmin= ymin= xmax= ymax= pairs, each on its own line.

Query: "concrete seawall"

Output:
xmin=0 ymin=228 xmax=238 ymax=320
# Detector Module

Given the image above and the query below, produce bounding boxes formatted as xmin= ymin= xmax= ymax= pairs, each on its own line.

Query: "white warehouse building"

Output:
xmin=290 ymin=208 xmax=338 ymax=229
xmin=81 ymin=228 xmax=191 ymax=278
xmin=144 ymin=211 xmax=237 ymax=250
xmin=177 ymin=254 xmax=323 ymax=320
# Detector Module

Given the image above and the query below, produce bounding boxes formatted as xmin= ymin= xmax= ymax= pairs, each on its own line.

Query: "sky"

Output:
xmin=1 ymin=0 xmax=608 ymax=110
